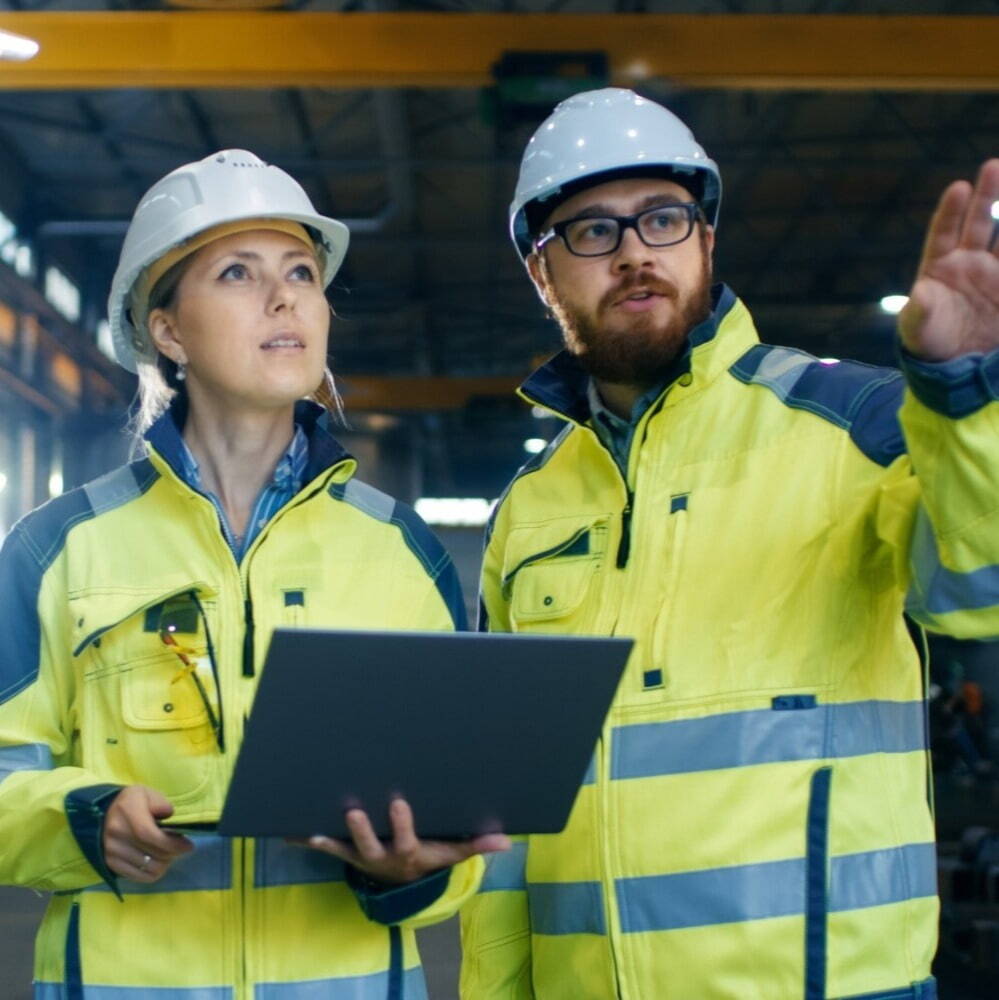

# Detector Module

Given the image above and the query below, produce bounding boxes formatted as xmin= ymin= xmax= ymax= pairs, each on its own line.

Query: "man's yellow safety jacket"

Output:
xmin=0 ymin=403 xmax=480 ymax=999
xmin=461 ymin=286 xmax=999 ymax=1000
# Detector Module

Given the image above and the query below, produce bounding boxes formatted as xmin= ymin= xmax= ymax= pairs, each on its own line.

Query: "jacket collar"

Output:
xmin=518 ymin=284 xmax=757 ymax=423
xmin=144 ymin=397 xmax=354 ymax=489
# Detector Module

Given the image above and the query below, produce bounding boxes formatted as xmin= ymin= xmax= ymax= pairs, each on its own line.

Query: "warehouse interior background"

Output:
xmin=0 ymin=2 xmax=998 ymax=997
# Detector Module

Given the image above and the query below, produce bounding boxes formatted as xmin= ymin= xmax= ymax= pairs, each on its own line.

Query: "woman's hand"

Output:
xmin=102 ymin=785 xmax=195 ymax=883
xmin=305 ymin=798 xmax=510 ymax=885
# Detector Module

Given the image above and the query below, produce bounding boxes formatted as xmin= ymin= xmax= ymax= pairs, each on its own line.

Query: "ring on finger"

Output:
xmin=139 ymin=854 xmax=153 ymax=873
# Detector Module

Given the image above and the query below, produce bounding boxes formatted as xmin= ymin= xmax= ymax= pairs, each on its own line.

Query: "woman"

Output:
xmin=0 ymin=149 xmax=506 ymax=998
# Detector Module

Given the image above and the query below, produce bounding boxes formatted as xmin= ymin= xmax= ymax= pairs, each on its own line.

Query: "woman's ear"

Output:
xmin=147 ymin=308 xmax=187 ymax=367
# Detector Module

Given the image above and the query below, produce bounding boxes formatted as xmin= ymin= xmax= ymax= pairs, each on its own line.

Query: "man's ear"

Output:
xmin=526 ymin=251 xmax=553 ymax=310
xmin=704 ymin=224 xmax=716 ymax=260
xmin=147 ymin=308 xmax=187 ymax=367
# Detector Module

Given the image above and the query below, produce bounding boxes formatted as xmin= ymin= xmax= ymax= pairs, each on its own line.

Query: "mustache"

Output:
xmin=599 ymin=272 xmax=679 ymax=311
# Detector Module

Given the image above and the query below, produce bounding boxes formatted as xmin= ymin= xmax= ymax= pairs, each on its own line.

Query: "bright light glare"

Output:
xmin=48 ymin=472 xmax=63 ymax=497
xmin=523 ymin=438 xmax=547 ymax=454
xmin=992 ymin=200 xmax=999 ymax=221
xmin=819 ymin=358 xmax=840 ymax=365
xmin=880 ymin=295 xmax=909 ymax=315
xmin=0 ymin=472 xmax=7 ymax=493
xmin=0 ymin=29 xmax=40 ymax=61
xmin=530 ymin=405 xmax=550 ymax=420
xmin=414 ymin=497 xmax=494 ymax=527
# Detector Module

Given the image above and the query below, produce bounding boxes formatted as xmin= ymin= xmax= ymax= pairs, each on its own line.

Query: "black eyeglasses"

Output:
xmin=535 ymin=202 xmax=701 ymax=258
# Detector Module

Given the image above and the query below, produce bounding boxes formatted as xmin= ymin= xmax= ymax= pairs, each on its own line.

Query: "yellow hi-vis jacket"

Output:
xmin=461 ymin=286 xmax=999 ymax=1000
xmin=0 ymin=403 xmax=481 ymax=1000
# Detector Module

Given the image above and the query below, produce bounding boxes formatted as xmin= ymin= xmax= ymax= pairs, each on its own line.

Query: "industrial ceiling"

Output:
xmin=0 ymin=2 xmax=997 ymax=499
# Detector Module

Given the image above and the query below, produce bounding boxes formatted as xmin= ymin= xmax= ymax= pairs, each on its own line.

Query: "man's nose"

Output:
xmin=611 ymin=225 xmax=655 ymax=271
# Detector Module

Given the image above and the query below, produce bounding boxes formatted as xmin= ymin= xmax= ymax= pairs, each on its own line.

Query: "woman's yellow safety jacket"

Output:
xmin=461 ymin=286 xmax=999 ymax=1000
xmin=0 ymin=402 xmax=480 ymax=999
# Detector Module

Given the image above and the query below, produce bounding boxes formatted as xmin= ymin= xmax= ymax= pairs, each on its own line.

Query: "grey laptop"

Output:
xmin=212 ymin=628 xmax=631 ymax=840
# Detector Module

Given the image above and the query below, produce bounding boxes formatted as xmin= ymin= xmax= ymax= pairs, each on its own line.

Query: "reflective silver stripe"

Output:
xmin=612 ymin=699 xmax=926 ymax=780
xmin=36 ymin=987 xmax=232 ymax=999
xmin=256 ymin=968 xmax=428 ymax=999
xmin=339 ymin=479 xmax=395 ymax=523
xmin=254 ymin=837 xmax=346 ymax=888
xmin=907 ymin=505 xmax=999 ymax=617
xmin=480 ymin=841 xmax=527 ymax=893
xmin=87 ymin=834 xmax=231 ymax=895
xmin=750 ymin=348 xmax=814 ymax=402
xmin=830 ymin=842 xmax=937 ymax=913
xmin=0 ymin=743 xmax=53 ymax=784
xmin=614 ymin=842 xmax=937 ymax=933
xmin=528 ymin=881 xmax=605 ymax=936
xmin=83 ymin=465 xmax=143 ymax=515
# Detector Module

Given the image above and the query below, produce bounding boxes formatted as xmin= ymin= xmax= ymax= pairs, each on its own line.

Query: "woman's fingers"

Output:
xmin=102 ymin=786 xmax=193 ymax=881
xmin=304 ymin=799 xmax=511 ymax=885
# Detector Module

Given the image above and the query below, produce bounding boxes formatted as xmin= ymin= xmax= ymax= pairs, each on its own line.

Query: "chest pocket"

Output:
xmin=502 ymin=519 xmax=608 ymax=632
xmin=71 ymin=584 xmax=220 ymax=804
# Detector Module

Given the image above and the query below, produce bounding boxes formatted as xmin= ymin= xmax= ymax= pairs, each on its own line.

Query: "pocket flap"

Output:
xmin=70 ymin=581 xmax=216 ymax=656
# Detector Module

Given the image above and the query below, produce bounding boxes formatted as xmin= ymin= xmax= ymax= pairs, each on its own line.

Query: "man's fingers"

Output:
xmin=959 ymin=158 xmax=999 ymax=251
xmin=917 ymin=180 xmax=970 ymax=273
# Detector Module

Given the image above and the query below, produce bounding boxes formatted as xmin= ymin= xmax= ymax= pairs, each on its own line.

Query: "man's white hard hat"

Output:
xmin=509 ymin=88 xmax=721 ymax=261
xmin=108 ymin=149 xmax=349 ymax=373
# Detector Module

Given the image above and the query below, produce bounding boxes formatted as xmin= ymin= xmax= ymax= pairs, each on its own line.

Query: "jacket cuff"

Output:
xmin=346 ymin=864 xmax=451 ymax=925
xmin=898 ymin=344 xmax=999 ymax=418
xmin=64 ymin=783 xmax=125 ymax=900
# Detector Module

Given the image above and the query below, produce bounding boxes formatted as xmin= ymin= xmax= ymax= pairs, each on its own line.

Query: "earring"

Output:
xmin=175 ymin=362 xmax=187 ymax=382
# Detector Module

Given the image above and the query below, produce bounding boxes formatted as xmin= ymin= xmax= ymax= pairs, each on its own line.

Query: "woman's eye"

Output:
xmin=219 ymin=262 xmax=250 ymax=280
xmin=290 ymin=263 xmax=318 ymax=282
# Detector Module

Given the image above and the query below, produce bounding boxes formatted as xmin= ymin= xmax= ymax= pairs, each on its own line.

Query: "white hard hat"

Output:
xmin=108 ymin=149 xmax=350 ymax=373
xmin=510 ymin=88 xmax=721 ymax=260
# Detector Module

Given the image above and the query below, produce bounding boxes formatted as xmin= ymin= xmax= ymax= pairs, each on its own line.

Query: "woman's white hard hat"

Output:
xmin=509 ymin=88 xmax=721 ymax=261
xmin=108 ymin=149 xmax=349 ymax=373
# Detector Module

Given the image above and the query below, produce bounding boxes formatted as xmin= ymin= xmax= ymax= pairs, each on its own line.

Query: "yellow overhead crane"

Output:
xmin=0 ymin=13 xmax=996 ymax=91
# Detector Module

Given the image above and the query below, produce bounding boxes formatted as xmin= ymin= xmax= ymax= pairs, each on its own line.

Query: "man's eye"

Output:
xmin=647 ymin=210 xmax=682 ymax=231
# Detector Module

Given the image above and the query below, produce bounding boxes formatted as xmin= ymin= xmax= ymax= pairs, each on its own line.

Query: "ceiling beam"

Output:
xmin=338 ymin=374 xmax=522 ymax=412
xmin=0 ymin=14 xmax=997 ymax=91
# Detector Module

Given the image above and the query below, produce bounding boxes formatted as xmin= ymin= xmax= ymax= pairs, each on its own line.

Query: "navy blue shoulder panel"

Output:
xmin=0 ymin=459 xmax=159 ymax=706
xmin=730 ymin=344 xmax=906 ymax=468
xmin=329 ymin=478 xmax=467 ymax=631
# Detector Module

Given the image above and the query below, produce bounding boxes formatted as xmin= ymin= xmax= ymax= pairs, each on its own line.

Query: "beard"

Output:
xmin=544 ymin=251 xmax=713 ymax=389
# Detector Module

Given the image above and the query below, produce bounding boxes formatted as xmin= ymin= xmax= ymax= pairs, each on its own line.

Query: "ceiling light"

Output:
xmin=879 ymin=295 xmax=908 ymax=315
xmin=0 ymin=472 xmax=7 ymax=493
xmin=0 ymin=29 xmax=40 ymax=62
xmin=48 ymin=472 xmax=63 ymax=497
xmin=414 ymin=498 xmax=494 ymax=527
xmin=523 ymin=438 xmax=547 ymax=454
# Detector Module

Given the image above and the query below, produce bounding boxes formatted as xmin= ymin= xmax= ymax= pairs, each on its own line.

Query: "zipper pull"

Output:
xmin=242 ymin=598 xmax=255 ymax=677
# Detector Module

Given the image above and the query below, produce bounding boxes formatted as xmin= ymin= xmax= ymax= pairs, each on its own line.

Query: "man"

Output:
xmin=460 ymin=88 xmax=999 ymax=1000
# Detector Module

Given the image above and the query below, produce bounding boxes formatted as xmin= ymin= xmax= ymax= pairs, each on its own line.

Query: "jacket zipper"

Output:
xmin=616 ymin=492 xmax=634 ymax=569
xmin=242 ymin=596 xmax=255 ymax=677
